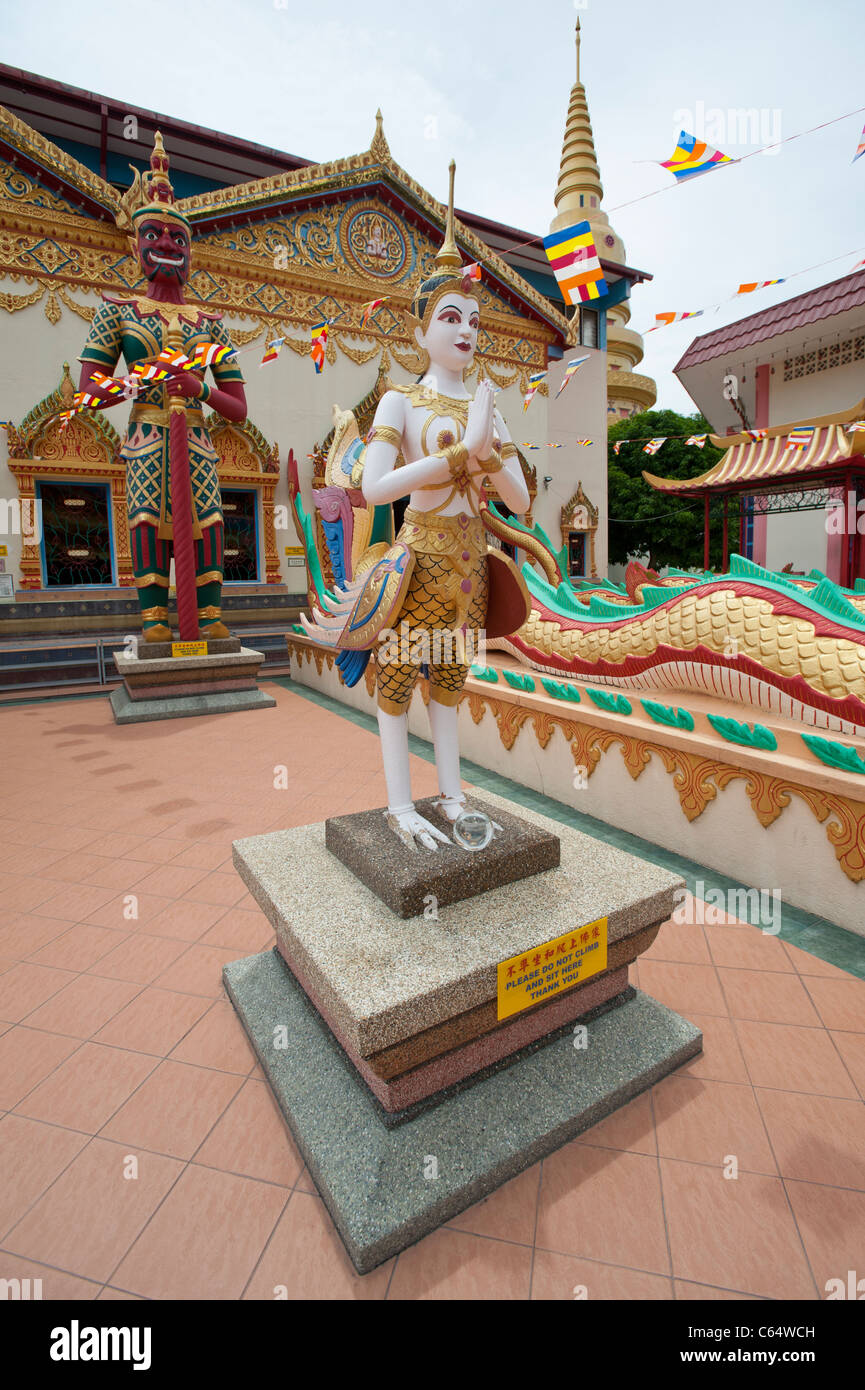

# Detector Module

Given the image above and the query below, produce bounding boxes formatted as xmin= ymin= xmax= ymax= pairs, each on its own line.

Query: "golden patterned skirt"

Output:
xmin=123 ymin=407 xmax=223 ymax=539
xmin=374 ymin=506 xmax=489 ymax=713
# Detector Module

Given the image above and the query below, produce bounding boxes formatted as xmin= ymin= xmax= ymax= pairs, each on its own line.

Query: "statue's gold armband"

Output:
xmin=367 ymin=424 xmax=403 ymax=449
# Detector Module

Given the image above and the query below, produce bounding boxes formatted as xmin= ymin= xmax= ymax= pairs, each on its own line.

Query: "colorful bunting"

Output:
xmin=155 ymin=348 xmax=192 ymax=371
xmin=847 ymin=420 xmax=865 ymax=432
xmin=131 ymin=361 xmax=169 ymax=382
xmin=555 ymin=355 xmax=590 ymax=398
xmin=746 ymin=429 xmax=768 ymax=441
xmin=542 ymin=222 xmax=607 ymax=304
xmin=259 ymin=336 xmax=285 ymax=368
xmin=72 ymin=391 xmax=101 ymax=410
xmin=576 ymin=439 xmax=593 ymax=446
xmin=189 ymin=343 xmax=236 ymax=368
xmin=523 ymin=370 xmax=547 ymax=412
xmin=360 ymin=298 xmax=388 ymax=329
xmin=613 ymin=440 xmax=625 ymax=456
xmin=785 ymin=427 xmax=815 ymax=452
xmin=736 ymin=280 xmax=785 ymax=294
xmin=88 ymin=371 xmax=125 ymax=395
xmin=647 ymin=311 xmax=704 ymax=332
xmin=660 ymin=131 xmax=734 ymax=182
xmin=685 ymin=434 xmax=708 ymax=448
xmin=854 ymin=123 xmax=865 ymax=163
xmin=642 ymin=438 xmax=667 ymax=456
xmin=310 ymin=321 xmax=330 ymax=374
xmin=461 ymin=263 xmax=482 ymax=290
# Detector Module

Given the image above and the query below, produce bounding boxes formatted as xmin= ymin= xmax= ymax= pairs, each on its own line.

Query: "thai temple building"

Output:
xmin=0 ymin=27 xmax=655 ymax=679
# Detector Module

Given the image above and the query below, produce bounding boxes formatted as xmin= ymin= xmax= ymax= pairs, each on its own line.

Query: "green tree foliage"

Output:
xmin=608 ymin=409 xmax=734 ymax=571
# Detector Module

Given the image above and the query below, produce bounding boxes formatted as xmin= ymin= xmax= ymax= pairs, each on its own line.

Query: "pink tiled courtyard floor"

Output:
xmin=1 ymin=683 xmax=864 ymax=1300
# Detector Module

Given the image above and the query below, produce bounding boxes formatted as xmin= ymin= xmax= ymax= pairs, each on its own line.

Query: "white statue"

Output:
xmin=304 ymin=162 xmax=530 ymax=850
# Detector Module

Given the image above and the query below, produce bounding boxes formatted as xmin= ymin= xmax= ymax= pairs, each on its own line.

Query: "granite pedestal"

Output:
xmin=226 ymin=789 xmax=701 ymax=1272
xmin=110 ymin=640 xmax=275 ymax=723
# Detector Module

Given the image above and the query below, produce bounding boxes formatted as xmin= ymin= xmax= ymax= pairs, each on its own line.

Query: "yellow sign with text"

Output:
xmin=284 ymin=546 xmax=304 ymax=556
xmin=497 ymin=918 xmax=608 ymax=1021
xmin=171 ymin=640 xmax=208 ymax=659
xmin=0 ymin=545 xmax=7 ymax=556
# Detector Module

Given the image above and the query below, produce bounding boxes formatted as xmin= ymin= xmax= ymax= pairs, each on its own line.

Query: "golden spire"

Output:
xmin=434 ymin=159 xmax=461 ymax=272
xmin=550 ymin=20 xmax=609 ymax=236
xmin=370 ymin=108 xmax=390 ymax=161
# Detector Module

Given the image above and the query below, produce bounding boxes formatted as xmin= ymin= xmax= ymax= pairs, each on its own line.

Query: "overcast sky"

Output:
xmin=4 ymin=0 xmax=863 ymax=413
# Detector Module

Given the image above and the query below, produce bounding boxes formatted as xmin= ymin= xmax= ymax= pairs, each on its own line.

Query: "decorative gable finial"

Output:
xmin=370 ymin=109 xmax=390 ymax=161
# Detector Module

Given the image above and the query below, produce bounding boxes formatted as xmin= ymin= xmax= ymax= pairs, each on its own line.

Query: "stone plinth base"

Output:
xmin=110 ymin=645 xmax=274 ymax=724
xmin=110 ymin=685 xmax=276 ymax=724
xmin=325 ymin=795 xmax=560 ymax=917
xmin=224 ymin=948 xmax=701 ymax=1274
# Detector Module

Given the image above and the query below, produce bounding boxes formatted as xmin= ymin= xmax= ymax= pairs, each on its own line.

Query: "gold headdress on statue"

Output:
xmin=115 ymin=131 xmax=191 ymax=243
xmin=407 ymin=160 xmax=477 ymax=335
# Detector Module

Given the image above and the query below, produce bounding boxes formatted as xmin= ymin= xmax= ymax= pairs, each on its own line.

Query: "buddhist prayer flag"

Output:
xmin=736 ymin=280 xmax=785 ymax=295
xmin=523 ymin=369 xmax=547 ymax=412
xmin=131 ymin=361 xmax=169 ymax=381
xmin=72 ymin=391 xmax=101 ymax=410
xmin=310 ymin=321 xmax=330 ymax=374
xmin=189 ymin=343 xmax=236 ymax=368
xmin=520 ymin=442 xmax=541 ymax=450
xmin=613 ymin=440 xmax=625 ymax=456
xmin=89 ymin=371 xmax=124 ymax=395
xmin=576 ymin=439 xmax=593 ymax=446
xmin=555 ymin=354 xmax=590 ymax=398
xmin=156 ymin=348 xmax=192 ymax=371
xmin=542 ymin=222 xmax=607 ymax=304
xmin=785 ymin=427 xmax=815 ymax=452
xmin=847 ymin=420 xmax=865 ymax=431
xmin=461 ymin=263 xmax=482 ymax=287
xmin=647 ymin=311 xmax=704 ymax=332
xmin=360 ymin=298 xmax=388 ymax=328
xmin=746 ymin=428 xmax=768 ymax=441
xmin=685 ymin=434 xmax=708 ymax=448
xmin=660 ymin=131 xmax=734 ymax=182
xmin=642 ymin=438 xmax=666 ymax=456
xmin=259 ymin=336 xmax=285 ymax=367
xmin=854 ymin=123 xmax=865 ymax=163
xmin=549 ymin=442 xmax=565 ymax=448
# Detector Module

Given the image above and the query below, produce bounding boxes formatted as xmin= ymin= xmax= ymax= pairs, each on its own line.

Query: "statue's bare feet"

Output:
xmin=384 ymin=808 xmax=454 ymax=852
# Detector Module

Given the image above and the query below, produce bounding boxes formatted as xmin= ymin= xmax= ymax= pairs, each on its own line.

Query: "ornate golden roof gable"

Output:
xmin=0 ymin=102 xmax=118 ymax=213
xmin=178 ymin=124 xmax=569 ymax=338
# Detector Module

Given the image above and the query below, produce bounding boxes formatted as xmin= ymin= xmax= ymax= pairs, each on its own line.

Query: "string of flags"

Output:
xmin=660 ymin=131 xmax=734 ymax=182
xmin=310 ymin=321 xmax=329 ymax=374
xmin=612 ymin=433 xmax=710 ymax=455
xmin=555 ymin=355 xmax=590 ymax=397
xmin=542 ymin=223 xmax=607 ymax=305
xmin=520 ymin=439 xmax=592 ymax=450
xmin=523 ymin=369 xmax=547 ymax=412
xmin=360 ymin=297 xmax=388 ymax=328
xmin=854 ymin=123 xmax=865 ymax=163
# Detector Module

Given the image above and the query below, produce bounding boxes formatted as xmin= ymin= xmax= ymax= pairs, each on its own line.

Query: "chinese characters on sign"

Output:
xmin=496 ymin=918 xmax=608 ymax=1021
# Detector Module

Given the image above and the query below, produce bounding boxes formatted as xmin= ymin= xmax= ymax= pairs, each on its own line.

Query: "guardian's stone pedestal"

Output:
xmin=109 ymin=637 xmax=275 ymax=723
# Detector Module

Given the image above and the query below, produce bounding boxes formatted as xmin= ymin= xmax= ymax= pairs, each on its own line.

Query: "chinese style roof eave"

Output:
xmin=643 ymin=399 xmax=865 ymax=496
